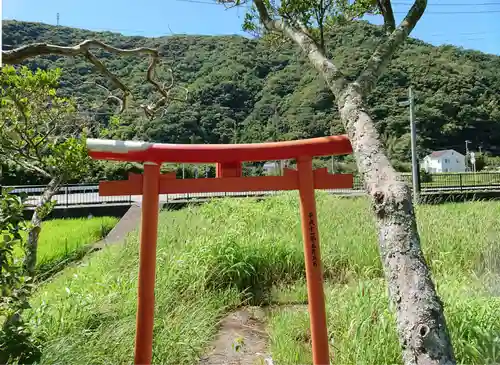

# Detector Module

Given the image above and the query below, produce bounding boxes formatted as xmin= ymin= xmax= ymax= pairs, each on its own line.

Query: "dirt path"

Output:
xmin=199 ymin=306 xmax=273 ymax=365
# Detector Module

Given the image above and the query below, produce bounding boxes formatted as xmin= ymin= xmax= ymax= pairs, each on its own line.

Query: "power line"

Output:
xmin=27 ymin=24 xmax=495 ymax=40
xmin=174 ymin=0 xmax=500 ymax=14
xmin=428 ymin=36 xmax=493 ymax=42
xmin=425 ymin=31 xmax=493 ymax=37
xmin=34 ymin=22 xmax=497 ymax=39
xmin=394 ymin=9 xmax=500 ymax=13
xmin=393 ymin=1 xmax=500 ymax=5
xmin=174 ymin=0 xmax=222 ymax=4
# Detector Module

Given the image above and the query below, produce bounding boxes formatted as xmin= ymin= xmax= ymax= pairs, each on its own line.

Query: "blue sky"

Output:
xmin=3 ymin=0 xmax=500 ymax=55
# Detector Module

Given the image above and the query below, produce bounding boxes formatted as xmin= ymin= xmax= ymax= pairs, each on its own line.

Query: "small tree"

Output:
xmin=0 ymin=66 xmax=89 ymax=277
xmin=2 ymin=35 xmax=191 ymax=276
xmin=0 ymin=189 xmax=43 ymax=364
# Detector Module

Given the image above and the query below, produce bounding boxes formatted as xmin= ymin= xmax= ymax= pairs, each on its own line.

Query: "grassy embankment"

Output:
xmin=26 ymin=194 xmax=500 ymax=364
xmin=17 ymin=217 xmax=118 ymax=277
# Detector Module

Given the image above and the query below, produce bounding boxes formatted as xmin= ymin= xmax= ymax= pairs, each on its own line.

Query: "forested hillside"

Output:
xmin=3 ymin=20 xmax=500 ymax=167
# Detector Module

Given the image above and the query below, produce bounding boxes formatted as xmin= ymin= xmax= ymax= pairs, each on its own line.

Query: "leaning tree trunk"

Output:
xmin=337 ymin=83 xmax=455 ymax=365
xmin=249 ymin=0 xmax=456 ymax=361
xmin=24 ymin=177 xmax=61 ymax=278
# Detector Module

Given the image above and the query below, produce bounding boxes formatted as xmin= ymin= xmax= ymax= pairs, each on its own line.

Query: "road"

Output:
xmin=10 ymin=184 xmax=500 ymax=207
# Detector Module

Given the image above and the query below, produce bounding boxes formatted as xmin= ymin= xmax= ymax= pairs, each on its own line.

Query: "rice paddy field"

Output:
xmin=17 ymin=216 xmax=119 ymax=276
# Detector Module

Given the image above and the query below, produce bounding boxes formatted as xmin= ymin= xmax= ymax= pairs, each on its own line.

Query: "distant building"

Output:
xmin=263 ymin=161 xmax=281 ymax=175
xmin=421 ymin=149 xmax=466 ymax=173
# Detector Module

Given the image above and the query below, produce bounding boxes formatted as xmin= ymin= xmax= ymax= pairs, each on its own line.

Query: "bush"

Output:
xmin=0 ymin=190 xmax=43 ymax=364
xmin=420 ymin=169 xmax=432 ymax=183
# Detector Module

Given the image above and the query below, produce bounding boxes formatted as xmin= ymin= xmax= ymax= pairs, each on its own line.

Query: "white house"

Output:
xmin=421 ymin=149 xmax=466 ymax=173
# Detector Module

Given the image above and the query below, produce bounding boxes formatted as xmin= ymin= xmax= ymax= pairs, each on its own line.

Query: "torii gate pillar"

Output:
xmin=134 ymin=163 xmax=160 ymax=365
xmin=87 ymin=135 xmax=354 ymax=365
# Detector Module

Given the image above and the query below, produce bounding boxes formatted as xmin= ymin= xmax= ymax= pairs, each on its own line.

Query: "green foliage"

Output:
xmin=44 ymin=137 xmax=90 ymax=182
xmin=0 ymin=190 xmax=30 ymax=311
xmin=0 ymin=65 xmax=90 ymax=182
xmin=484 ymin=155 xmax=500 ymax=170
xmin=2 ymin=20 xmax=500 ymax=185
xmin=241 ymin=0 xmax=379 ymax=37
xmin=472 ymin=152 xmax=486 ymax=172
xmin=0 ymin=189 xmax=42 ymax=364
xmin=97 ymin=115 xmax=121 ymax=139
xmin=420 ymin=169 xmax=432 ymax=183
xmin=34 ymin=200 xmax=57 ymax=222
xmin=17 ymin=217 xmax=119 ymax=279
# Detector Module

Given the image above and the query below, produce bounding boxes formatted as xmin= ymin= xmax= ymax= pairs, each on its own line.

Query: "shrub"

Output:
xmin=0 ymin=190 xmax=43 ymax=364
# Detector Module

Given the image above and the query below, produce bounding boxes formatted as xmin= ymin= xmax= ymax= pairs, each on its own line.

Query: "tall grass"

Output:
xmin=18 ymin=217 xmax=118 ymax=276
xmin=268 ymin=195 xmax=500 ymax=365
xmin=26 ymin=193 xmax=500 ymax=364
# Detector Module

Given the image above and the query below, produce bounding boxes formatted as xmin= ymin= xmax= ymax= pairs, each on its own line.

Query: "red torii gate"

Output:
xmin=87 ymin=135 xmax=353 ymax=365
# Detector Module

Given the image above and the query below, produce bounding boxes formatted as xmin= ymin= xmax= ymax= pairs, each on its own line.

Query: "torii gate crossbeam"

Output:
xmin=87 ymin=135 xmax=354 ymax=365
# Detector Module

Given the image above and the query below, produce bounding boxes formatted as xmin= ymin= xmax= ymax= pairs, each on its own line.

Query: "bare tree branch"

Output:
xmin=218 ymin=0 xmax=243 ymax=9
xmin=312 ymin=0 xmax=332 ymax=53
xmin=3 ymin=155 xmax=51 ymax=178
xmin=356 ymin=0 xmax=427 ymax=96
xmin=253 ymin=0 xmax=347 ymax=97
xmin=140 ymin=85 xmax=189 ymax=120
xmin=2 ymin=39 xmax=187 ymax=118
xmin=377 ymin=0 xmax=396 ymax=34
xmin=85 ymin=81 xmax=125 ymax=113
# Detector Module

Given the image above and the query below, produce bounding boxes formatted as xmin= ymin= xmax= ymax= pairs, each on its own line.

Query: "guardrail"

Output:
xmin=353 ymin=172 xmax=500 ymax=192
xmin=4 ymin=184 xmax=133 ymax=207
xmin=3 ymin=172 xmax=500 ymax=208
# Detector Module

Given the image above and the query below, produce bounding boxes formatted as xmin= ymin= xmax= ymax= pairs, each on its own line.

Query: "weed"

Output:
xmin=23 ymin=193 xmax=500 ymax=364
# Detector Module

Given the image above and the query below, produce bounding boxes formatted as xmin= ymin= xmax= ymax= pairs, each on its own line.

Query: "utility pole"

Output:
xmin=232 ymin=120 xmax=238 ymax=144
xmin=465 ymin=140 xmax=471 ymax=171
xmin=183 ymin=134 xmax=197 ymax=179
xmin=400 ymin=87 xmax=419 ymax=203
xmin=57 ymin=13 xmax=60 ymax=26
xmin=409 ymin=87 xmax=419 ymax=203
xmin=272 ymin=105 xmax=284 ymax=175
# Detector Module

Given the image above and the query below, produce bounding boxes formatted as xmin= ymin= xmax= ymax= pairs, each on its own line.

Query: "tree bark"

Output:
xmin=24 ymin=177 xmax=61 ymax=278
xmin=337 ymin=84 xmax=455 ymax=365
xmin=251 ymin=0 xmax=457 ymax=363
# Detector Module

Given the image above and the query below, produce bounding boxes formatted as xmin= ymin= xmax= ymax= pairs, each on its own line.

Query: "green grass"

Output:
xmin=18 ymin=217 xmax=119 ymax=276
xmin=25 ymin=194 xmax=500 ymax=365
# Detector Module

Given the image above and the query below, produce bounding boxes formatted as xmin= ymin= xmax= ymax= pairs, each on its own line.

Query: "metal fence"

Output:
xmin=4 ymin=184 xmax=133 ymax=208
xmin=418 ymin=172 xmax=500 ymax=191
xmin=2 ymin=184 xmax=284 ymax=208
xmin=348 ymin=172 xmax=500 ymax=192
xmin=3 ymin=172 xmax=500 ymax=208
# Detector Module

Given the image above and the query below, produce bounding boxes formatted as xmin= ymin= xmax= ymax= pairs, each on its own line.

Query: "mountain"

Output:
xmin=3 ymin=20 xmax=500 ymax=169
